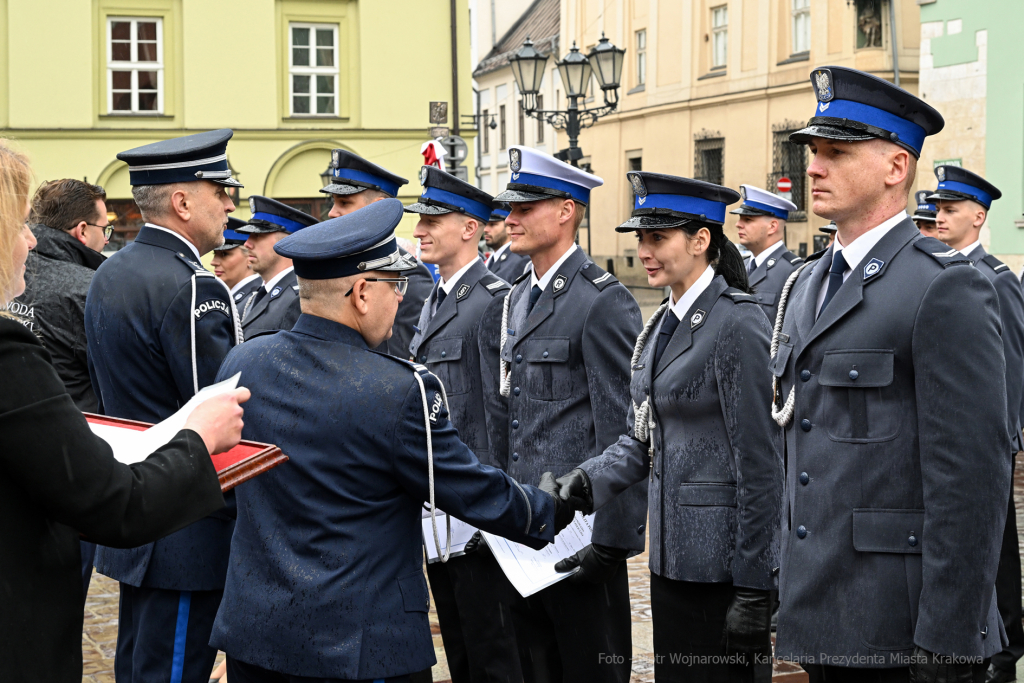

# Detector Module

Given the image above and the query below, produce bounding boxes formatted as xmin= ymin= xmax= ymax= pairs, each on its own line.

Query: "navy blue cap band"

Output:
xmin=223 ymin=229 xmax=249 ymax=243
xmin=490 ymin=208 xmax=510 ymax=220
xmin=510 ymin=172 xmax=590 ymax=204
xmin=816 ymin=99 xmax=927 ymax=153
xmin=333 ymin=167 xmax=400 ymax=197
xmin=252 ymin=211 xmax=310 ymax=233
xmin=936 ymin=180 xmax=994 ymax=209
xmin=421 ymin=186 xmax=492 ymax=221
xmin=635 ymin=193 xmax=727 ymax=223
xmin=742 ymin=199 xmax=789 ymax=220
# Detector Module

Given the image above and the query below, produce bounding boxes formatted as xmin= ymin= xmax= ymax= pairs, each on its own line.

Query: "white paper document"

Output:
xmin=88 ymin=374 xmax=241 ymax=465
xmin=421 ymin=511 xmax=479 ymax=563
xmin=482 ymin=512 xmax=595 ymax=597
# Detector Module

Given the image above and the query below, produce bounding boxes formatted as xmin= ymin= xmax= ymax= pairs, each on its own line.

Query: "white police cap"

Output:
xmin=495 ymin=146 xmax=604 ymax=205
xmin=729 ymin=185 xmax=798 ymax=220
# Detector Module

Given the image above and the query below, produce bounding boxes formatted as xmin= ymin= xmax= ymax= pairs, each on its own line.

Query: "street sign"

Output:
xmin=777 ymin=177 xmax=792 ymax=193
xmin=441 ymin=136 xmax=469 ymax=165
xmin=429 ymin=102 xmax=448 ymax=125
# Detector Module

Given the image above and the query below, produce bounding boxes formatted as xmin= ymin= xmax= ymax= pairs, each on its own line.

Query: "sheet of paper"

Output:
xmin=88 ymin=374 xmax=241 ymax=465
xmin=482 ymin=512 xmax=595 ymax=597
xmin=421 ymin=510 xmax=479 ymax=563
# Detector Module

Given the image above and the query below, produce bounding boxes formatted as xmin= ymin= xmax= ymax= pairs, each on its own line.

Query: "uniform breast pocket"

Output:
xmin=819 ymin=349 xmax=900 ymax=443
xmin=427 ymin=337 xmax=466 ymax=395
xmin=524 ymin=338 xmax=571 ymax=401
xmin=755 ymin=290 xmax=777 ymax=307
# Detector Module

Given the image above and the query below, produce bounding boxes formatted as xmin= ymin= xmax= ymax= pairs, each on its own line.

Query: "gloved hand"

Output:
xmin=722 ymin=587 xmax=773 ymax=660
xmin=462 ymin=531 xmax=489 ymax=556
xmin=909 ymin=646 xmax=978 ymax=683
xmin=555 ymin=468 xmax=594 ymax=515
xmin=553 ymin=543 xmax=630 ymax=584
xmin=538 ymin=472 xmax=575 ymax=534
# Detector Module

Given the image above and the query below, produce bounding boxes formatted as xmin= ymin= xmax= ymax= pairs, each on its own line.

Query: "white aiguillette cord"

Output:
xmin=412 ymin=368 xmax=453 ymax=563
xmin=771 ymin=262 xmax=811 ymax=427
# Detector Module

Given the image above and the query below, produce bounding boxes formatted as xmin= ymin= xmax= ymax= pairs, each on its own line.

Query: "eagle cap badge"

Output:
xmin=509 ymin=148 xmax=522 ymax=172
xmin=249 ymin=197 xmax=256 ymax=213
xmin=629 ymin=173 xmax=647 ymax=198
xmin=937 ymin=167 xmax=946 ymax=182
xmin=814 ymin=69 xmax=834 ymax=102
xmin=419 ymin=166 xmax=429 ymax=185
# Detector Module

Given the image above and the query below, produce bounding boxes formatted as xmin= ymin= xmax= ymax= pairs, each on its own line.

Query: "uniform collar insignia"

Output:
xmin=456 ymin=283 xmax=471 ymax=299
xmin=270 ymin=286 xmax=282 ymax=298
xmin=690 ymin=309 xmax=706 ymax=328
xmin=863 ymin=258 xmax=884 ymax=279
xmin=552 ymin=274 xmax=567 ymax=292
xmin=500 ymin=253 xmax=507 ymax=260
xmin=767 ymin=258 xmax=777 ymax=268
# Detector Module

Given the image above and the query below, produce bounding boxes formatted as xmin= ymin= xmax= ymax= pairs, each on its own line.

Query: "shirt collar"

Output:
xmin=753 ymin=240 xmax=787 ymax=267
xmin=531 ymin=243 xmax=579 ymax=291
xmin=263 ymin=265 xmax=295 ymax=292
xmin=961 ymin=240 xmax=983 ymax=257
xmin=669 ymin=266 xmax=715 ymax=321
xmin=230 ymin=273 xmax=260 ymax=296
xmin=145 ymin=223 xmax=202 ymax=262
xmin=439 ymin=257 xmax=482 ymax=295
xmin=833 ymin=211 xmax=908 ymax=273
xmin=491 ymin=241 xmax=512 ymax=261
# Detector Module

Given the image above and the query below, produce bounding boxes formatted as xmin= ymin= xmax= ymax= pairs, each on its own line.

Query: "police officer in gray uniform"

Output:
xmin=770 ymin=66 xmax=1010 ymax=682
xmin=491 ymin=145 xmax=646 ymax=683
xmin=555 ymin=172 xmax=784 ymax=683
xmin=484 ymin=203 xmax=530 ymax=281
xmin=733 ymin=184 xmax=802 ymax=323
xmin=405 ymin=166 xmax=521 ymax=683
xmin=927 ymin=167 xmax=1024 ymax=683
xmin=912 ymin=190 xmax=939 ymax=238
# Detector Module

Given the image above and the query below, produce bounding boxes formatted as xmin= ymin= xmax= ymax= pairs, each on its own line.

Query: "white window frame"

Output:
xmin=289 ymin=22 xmax=339 ymax=117
xmin=792 ymin=0 xmax=811 ymax=54
xmin=636 ymin=30 xmax=647 ymax=86
xmin=711 ymin=5 xmax=728 ymax=69
xmin=106 ymin=17 xmax=164 ymax=115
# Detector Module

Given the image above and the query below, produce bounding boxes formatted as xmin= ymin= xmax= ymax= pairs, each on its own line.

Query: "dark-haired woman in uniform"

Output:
xmin=553 ymin=172 xmax=784 ymax=682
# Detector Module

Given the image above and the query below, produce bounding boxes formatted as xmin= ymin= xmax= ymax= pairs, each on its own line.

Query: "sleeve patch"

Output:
xmin=194 ymin=298 xmax=232 ymax=320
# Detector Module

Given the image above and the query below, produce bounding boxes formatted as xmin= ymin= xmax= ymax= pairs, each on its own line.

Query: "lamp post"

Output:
xmin=508 ymin=33 xmax=625 ymax=167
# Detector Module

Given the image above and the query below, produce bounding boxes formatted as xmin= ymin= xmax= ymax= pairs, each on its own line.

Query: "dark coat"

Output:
xmin=241 ymin=269 xmax=300 ymax=339
xmin=409 ymin=259 xmax=510 ymax=469
xmin=580 ymin=276 xmax=784 ymax=589
xmin=376 ymin=247 xmax=435 ymax=359
xmin=229 ymin=274 xmax=262 ymax=309
xmin=746 ymin=244 xmax=802 ymax=324
xmin=967 ymin=246 xmax=1024 ymax=453
xmin=488 ymin=246 xmax=531 ymax=282
xmin=85 ymin=225 xmax=240 ymax=590
xmin=497 ymin=247 xmax=649 ymax=551
xmin=772 ymin=219 xmax=1011 ymax=663
xmin=0 ymin=316 xmax=224 ymax=683
xmin=209 ymin=314 xmax=555 ymax=679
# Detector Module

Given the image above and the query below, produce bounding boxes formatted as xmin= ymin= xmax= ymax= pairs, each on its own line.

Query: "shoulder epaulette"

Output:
xmin=480 ymin=273 xmax=511 ymax=296
xmin=785 ymin=253 xmax=803 ymax=265
xmin=723 ymin=290 xmax=758 ymax=304
xmin=580 ymin=261 xmax=618 ymax=291
xmin=913 ymin=236 xmax=973 ymax=267
xmin=982 ymin=254 xmax=1011 ymax=273
xmin=175 ymin=252 xmax=212 ymax=275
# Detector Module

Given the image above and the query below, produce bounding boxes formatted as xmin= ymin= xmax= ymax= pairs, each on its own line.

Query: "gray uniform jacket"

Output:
xmin=580 ymin=276 xmax=783 ymax=588
xmin=410 ymin=259 xmax=510 ymax=470
xmin=496 ymin=248 xmax=649 ymax=551
xmin=968 ymin=246 xmax=1024 ymax=453
xmin=747 ymin=245 xmax=803 ymax=324
xmin=771 ymin=219 xmax=1011 ymax=663
xmin=488 ymin=247 xmax=531 ymax=283
xmin=241 ymin=269 xmax=300 ymax=340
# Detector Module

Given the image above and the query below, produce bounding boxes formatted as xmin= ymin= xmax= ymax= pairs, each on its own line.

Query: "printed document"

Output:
xmin=421 ymin=510 xmax=478 ymax=563
xmin=482 ymin=512 xmax=595 ymax=597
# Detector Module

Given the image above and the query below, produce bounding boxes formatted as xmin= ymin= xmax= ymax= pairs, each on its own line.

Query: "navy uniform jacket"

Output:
xmin=772 ymin=219 xmax=1011 ymax=663
xmin=488 ymin=246 xmax=530 ymax=283
xmin=497 ymin=248 xmax=649 ymax=551
xmin=230 ymin=274 xmax=262 ymax=310
xmin=747 ymin=245 xmax=803 ymax=323
xmin=579 ymin=277 xmax=783 ymax=589
xmin=241 ymin=269 xmax=300 ymax=339
xmin=85 ymin=225 xmax=240 ymax=590
xmin=409 ymin=259 xmax=510 ymax=469
xmin=209 ymin=314 xmax=555 ymax=679
xmin=377 ymin=248 xmax=434 ymax=358
xmin=967 ymin=246 xmax=1024 ymax=453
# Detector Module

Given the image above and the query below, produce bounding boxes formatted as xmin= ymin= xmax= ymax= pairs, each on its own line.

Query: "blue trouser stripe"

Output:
xmin=170 ymin=591 xmax=191 ymax=683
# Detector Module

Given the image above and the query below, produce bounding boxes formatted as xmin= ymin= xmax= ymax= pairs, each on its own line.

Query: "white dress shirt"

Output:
xmin=432 ymin=257 xmax=481 ymax=314
xmin=530 ymin=243 xmax=579 ymax=291
xmin=753 ymin=240 xmax=787 ymax=268
xmin=816 ymin=211 xmax=908 ymax=314
xmin=230 ymin=273 xmax=260 ymax=297
xmin=261 ymin=265 xmax=294 ymax=293
xmin=488 ymin=241 xmax=513 ymax=264
xmin=668 ymin=265 xmax=716 ymax=322
xmin=146 ymin=223 xmax=201 ymax=263
xmin=961 ymin=240 xmax=982 ymax=257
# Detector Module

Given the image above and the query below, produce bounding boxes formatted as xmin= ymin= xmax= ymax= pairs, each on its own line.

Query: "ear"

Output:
xmin=463 ymin=218 xmax=480 ymax=242
xmin=170 ymin=187 xmax=191 ymax=221
xmin=69 ymin=222 xmax=89 ymax=247
xmin=975 ymin=207 xmax=988 ymax=229
xmin=350 ymin=278 xmax=371 ymax=315
xmin=884 ymin=146 xmax=911 ymax=189
xmin=690 ymin=227 xmax=711 ymax=256
xmin=768 ymin=219 xmax=779 ymax=237
xmin=558 ymin=199 xmax=575 ymax=227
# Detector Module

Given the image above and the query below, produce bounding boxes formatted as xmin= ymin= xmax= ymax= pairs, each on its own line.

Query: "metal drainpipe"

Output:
xmin=889 ymin=0 xmax=900 ymax=87
xmin=451 ymin=0 xmax=460 ymax=136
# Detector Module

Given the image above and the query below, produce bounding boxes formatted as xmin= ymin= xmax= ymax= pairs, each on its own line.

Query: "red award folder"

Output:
xmin=84 ymin=413 xmax=288 ymax=492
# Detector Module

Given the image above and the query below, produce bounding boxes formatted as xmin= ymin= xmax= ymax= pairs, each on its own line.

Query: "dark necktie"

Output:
xmin=250 ymin=286 xmax=267 ymax=309
xmin=747 ymin=258 xmax=756 ymax=276
xmin=528 ymin=284 xmax=542 ymax=313
xmin=818 ymin=250 xmax=848 ymax=317
xmin=653 ymin=311 xmax=680 ymax=368
xmin=436 ymin=286 xmax=447 ymax=309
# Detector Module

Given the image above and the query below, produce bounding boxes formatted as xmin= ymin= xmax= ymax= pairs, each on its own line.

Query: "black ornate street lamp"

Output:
xmin=508 ymin=33 xmax=625 ymax=166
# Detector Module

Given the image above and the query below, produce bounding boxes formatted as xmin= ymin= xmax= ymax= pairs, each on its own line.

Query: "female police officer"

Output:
xmin=554 ymin=172 xmax=784 ymax=682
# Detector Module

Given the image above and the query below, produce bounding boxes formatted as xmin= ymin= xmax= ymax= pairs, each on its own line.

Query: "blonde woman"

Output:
xmin=0 ymin=140 xmax=249 ymax=683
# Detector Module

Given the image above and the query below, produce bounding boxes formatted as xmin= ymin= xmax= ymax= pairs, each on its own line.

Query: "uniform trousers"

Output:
xmin=226 ymin=657 xmax=411 ymax=683
xmin=650 ymin=572 xmax=771 ymax=683
xmin=114 ymin=584 xmax=222 ymax=683
xmin=81 ymin=540 xmax=96 ymax=601
xmin=510 ymin=558 xmax=632 ymax=683
xmin=802 ymin=663 xmax=988 ymax=683
xmin=426 ymin=548 xmax=524 ymax=683
xmin=991 ymin=455 xmax=1024 ymax=674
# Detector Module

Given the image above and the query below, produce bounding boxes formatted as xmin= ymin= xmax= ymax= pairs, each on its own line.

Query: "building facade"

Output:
xmin=0 ymin=0 xmax=475 ymax=245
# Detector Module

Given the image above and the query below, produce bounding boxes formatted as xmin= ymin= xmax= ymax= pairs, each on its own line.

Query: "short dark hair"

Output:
xmin=31 ymin=179 xmax=107 ymax=231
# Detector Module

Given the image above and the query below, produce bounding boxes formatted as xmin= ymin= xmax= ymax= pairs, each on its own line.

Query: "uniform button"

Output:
xmin=514 ymin=387 xmax=521 ymax=396
xmin=512 ymin=420 xmax=519 ymax=429
xmin=801 ymin=419 xmax=812 ymax=432
xmin=441 ymin=351 xmax=446 ymax=358
xmin=908 ymin=534 xmax=917 ymax=547
xmin=637 ymin=524 xmax=645 ymax=534
xmin=799 ymin=472 xmax=809 ymax=485
xmin=543 ymin=351 xmax=549 ymax=358
xmin=516 ymin=354 xmax=523 ymax=363
xmin=796 ymin=525 xmax=807 ymax=539
xmin=654 ymin=469 xmax=660 ymax=477
xmin=512 ymin=452 xmax=519 ymax=461
xmin=420 ymin=356 xmax=426 ymax=363
xmin=800 ymin=369 xmax=811 ymax=382
xmin=849 ymin=369 xmax=859 ymax=380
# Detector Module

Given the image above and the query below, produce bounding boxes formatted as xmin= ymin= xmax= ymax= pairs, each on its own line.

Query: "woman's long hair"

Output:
xmin=0 ymin=140 xmax=32 ymax=305
xmin=681 ymin=222 xmax=752 ymax=293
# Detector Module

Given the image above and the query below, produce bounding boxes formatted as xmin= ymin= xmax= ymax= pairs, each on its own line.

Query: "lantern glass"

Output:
xmin=509 ymin=38 xmax=549 ymax=96
xmin=589 ymin=33 xmax=625 ymax=90
xmin=320 ymin=165 xmax=333 ymax=188
xmin=557 ymin=42 xmax=592 ymax=98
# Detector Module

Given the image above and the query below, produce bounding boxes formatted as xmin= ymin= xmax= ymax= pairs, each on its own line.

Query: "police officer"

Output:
xmin=85 ymin=129 xmax=244 ymax=683
xmin=208 ymin=198 xmax=573 ymax=682
xmin=321 ymin=148 xmax=434 ymax=357
xmin=732 ymin=184 xmax=802 ymax=322
xmin=405 ymin=166 xmax=520 ymax=683
xmin=484 ymin=202 xmax=530 ymax=280
xmin=555 ymin=172 xmax=784 ymax=683
xmin=212 ymin=216 xmax=261 ymax=306
xmin=490 ymin=145 xmax=647 ymax=683
xmin=770 ymin=67 xmax=1009 ymax=681
xmin=236 ymin=196 xmax=317 ymax=339
xmin=927 ymin=167 xmax=1024 ymax=683
xmin=912 ymin=189 xmax=939 ymax=238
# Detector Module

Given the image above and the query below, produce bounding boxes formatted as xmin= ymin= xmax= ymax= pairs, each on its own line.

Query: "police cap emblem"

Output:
xmin=629 ymin=173 xmax=647 ymax=198
xmin=740 ymin=186 xmax=748 ymax=200
xmin=863 ymin=258 xmax=884 ymax=279
xmin=509 ymin=148 xmax=522 ymax=172
xmin=249 ymin=197 xmax=256 ymax=213
xmin=419 ymin=166 xmax=429 ymax=185
xmin=332 ymin=149 xmax=340 ymax=167
xmin=814 ymin=69 xmax=834 ymax=102
xmin=690 ymin=309 xmax=706 ymax=328
xmin=937 ymin=167 xmax=946 ymax=182
xmin=457 ymin=283 xmax=471 ymax=299
xmin=552 ymin=274 xmax=567 ymax=292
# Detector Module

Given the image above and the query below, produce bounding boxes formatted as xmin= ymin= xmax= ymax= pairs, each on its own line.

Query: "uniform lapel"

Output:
xmin=654 ymin=277 xmax=727 ymax=379
xmin=968 ymin=244 xmax=987 ymax=265
xmin=243 ymin=284 xmax=271 ymax=324
xmin=408 ymin=284 xmax=435 ymax=357
xmin=748 ymin=259 xmax=768 ymax=287
xmin=514 ymin=248 xmax=586 ymax=345
xmin=421 ymin=260 xmax=488 ymax=344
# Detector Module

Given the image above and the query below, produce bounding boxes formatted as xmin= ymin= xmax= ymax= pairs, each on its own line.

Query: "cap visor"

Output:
xmin=235 ymin=224 xmax=286 ymax=235
xmin=211 ymin=177 xmax=244 ymax=188
xmin=494 ymin=188 xmax=557 ymax=203
xmin=615 ymin=214 xmax=693 ymax=232
xmin=912 ymin=214 xmax=937 ymax=222
xmin=374 ymin=252 xmax=419 ymax=273
xmin=404 ymin=202 xmax=452 ymax=216
xmin=926 ymin=190 xmax=976 ymax=204
xmin=213 ymin=242 xmax=243 ymax=251
xmin=818 ymin=226 xmax=838 ymax=234
xmin=789 ymin=125 xmax=876 ymax=144
xmin=729 ymin=206 xmax=775 ymax=217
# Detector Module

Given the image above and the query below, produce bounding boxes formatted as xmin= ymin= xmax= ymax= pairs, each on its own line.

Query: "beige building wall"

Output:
xmin=563 ymin=0 xmax=923 ymax=284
